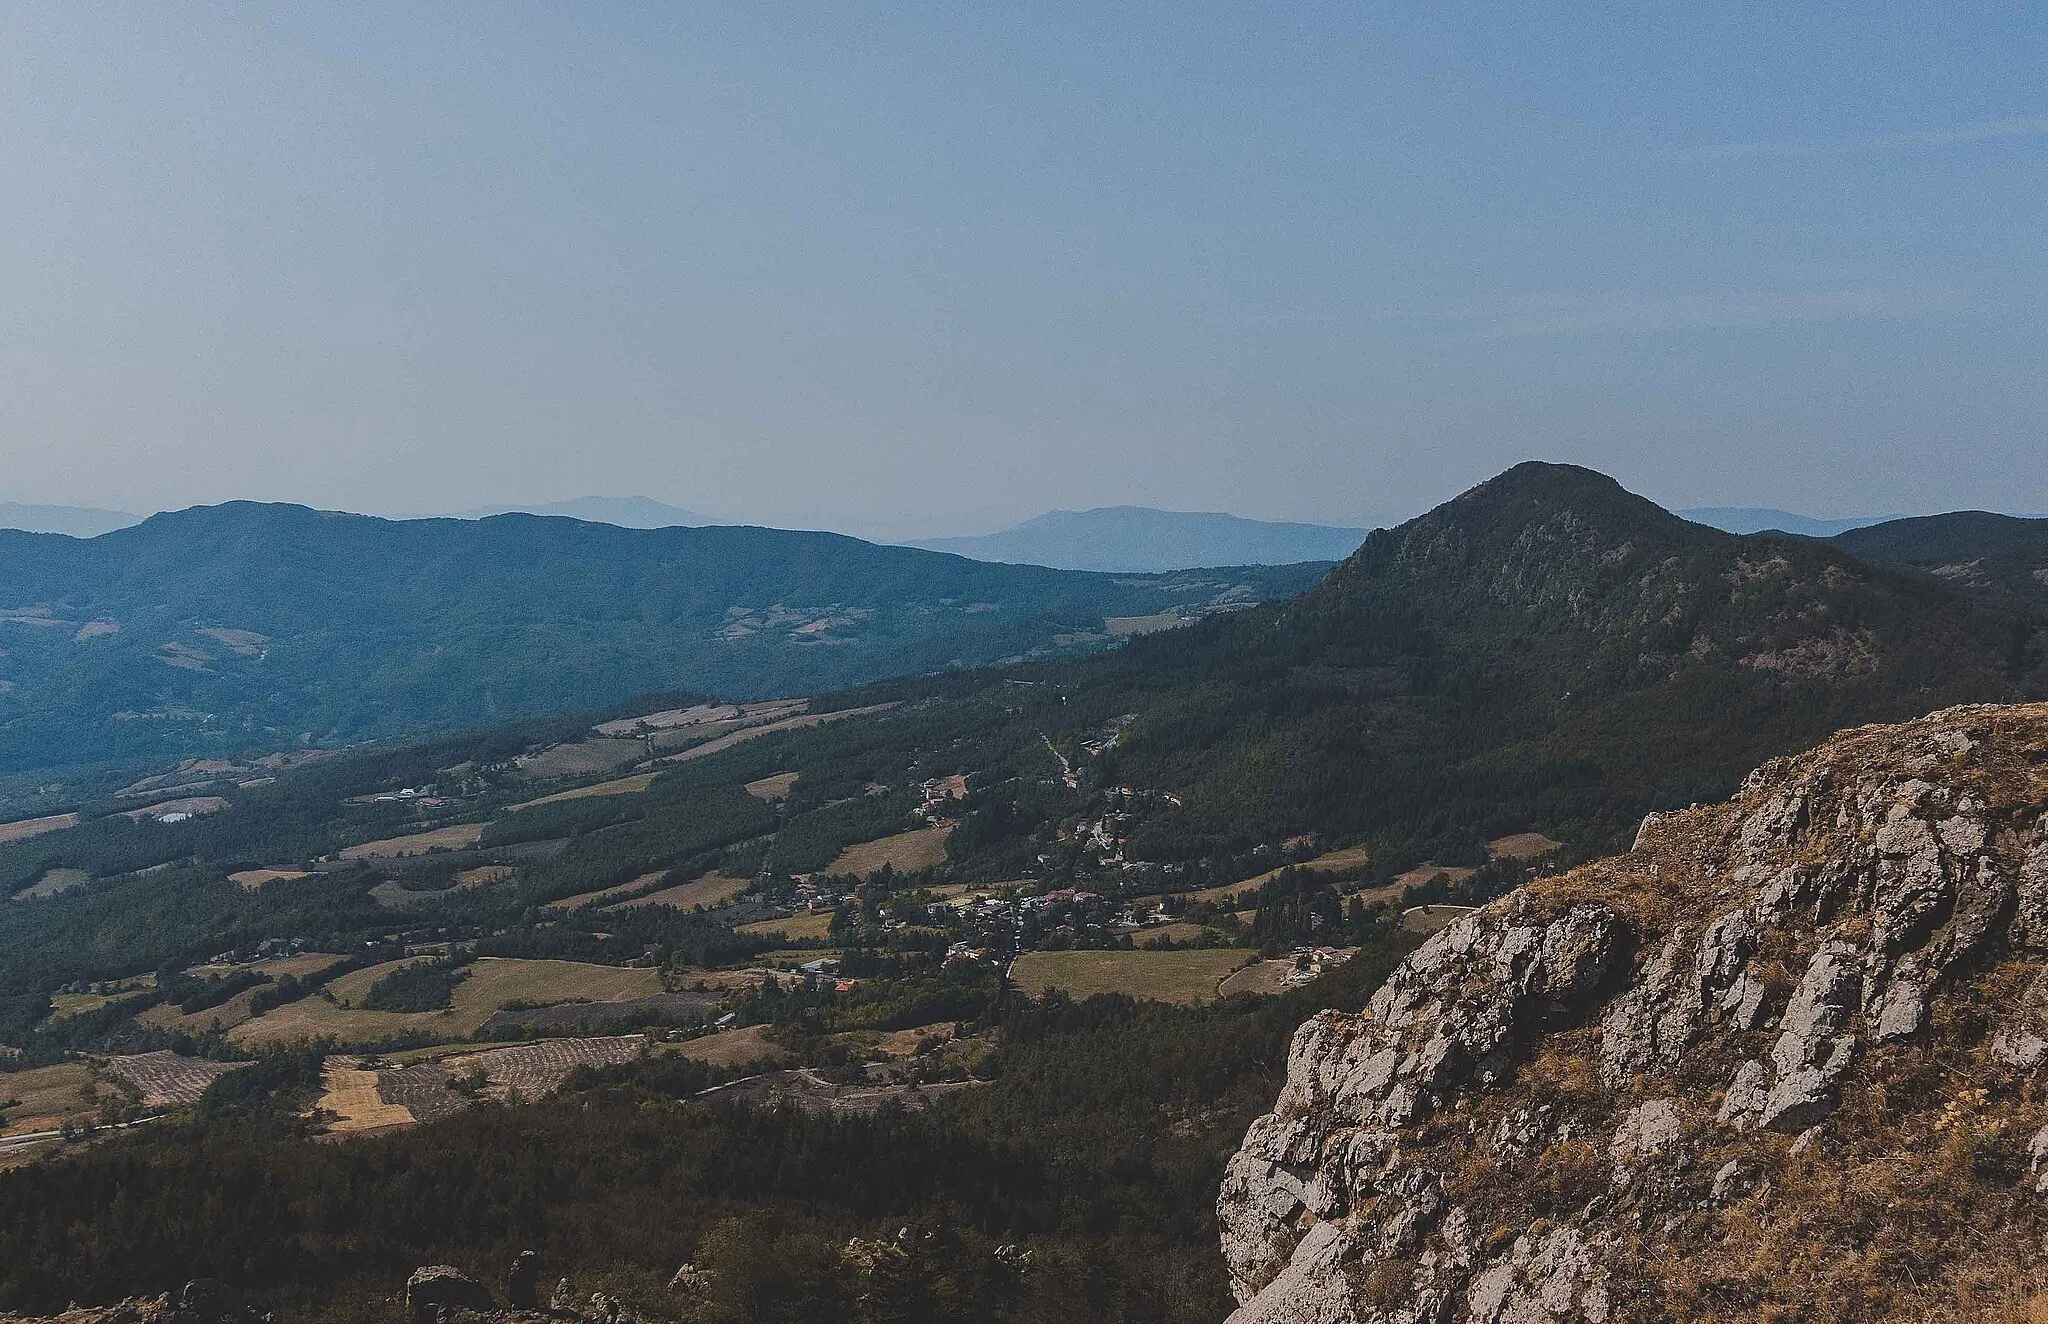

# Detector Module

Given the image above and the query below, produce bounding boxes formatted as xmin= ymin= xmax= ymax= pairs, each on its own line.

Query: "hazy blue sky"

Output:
xmin=2 ymin=4 xmax=2043 ymax=538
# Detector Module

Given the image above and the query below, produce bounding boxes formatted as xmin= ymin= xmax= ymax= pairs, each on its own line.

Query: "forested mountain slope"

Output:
xmin=1833 ymin=510 xmax=2048 ymax=608
xmin=1042 ymin=462 xmax=2048 ymax=860
xmin=0 ymin=504 xmax=1323 ymax=774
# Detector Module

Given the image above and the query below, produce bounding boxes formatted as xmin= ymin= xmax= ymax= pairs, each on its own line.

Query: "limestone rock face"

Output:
xmin=1219 ymin=703 xmax=2048 ymax=1322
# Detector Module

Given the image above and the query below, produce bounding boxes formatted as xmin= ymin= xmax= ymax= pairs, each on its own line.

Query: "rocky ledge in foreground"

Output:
xmin=1221 ymin=703 xmax=2048 ymax=1323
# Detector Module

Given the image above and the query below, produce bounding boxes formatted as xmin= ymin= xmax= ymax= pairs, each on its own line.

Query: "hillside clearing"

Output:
xmin=737 ymin=910 xmax=836 ymax=941
xmin=1487 ymin=832 xmax=1563 ymax=860
xmin=1009 ymin=948 xmax=1251 ymax=1005
xmin=546 ymin=871 xmax=668 ymax=912
xmin=340 ymin=823 xmax=487 ymax=859
xmin=817 ymin=824 xmax=952 ymax=878
xmin=0 ymin=812 xmax=78 ymax=844
xmin=120 ymin=796 xmax=229 ymax=823
xmin=745 ymin=772 xmax=799 ymax=801
xmin=660 ymin=1023 xmax=790 ymax=1069
xmin=608 ymin=871 xmax=750 ymax=912
xmin=13 ymin=868 xmax=89 ymax=901
xmin=229 ymin=868 xmax=310 ymax=890
xmin=316 ymin=1061 xmax=413 ymax=1134
xmin=510 ymin=772 xmax=658 ymax=810
xmin=659 ymin=703 xmax=899 ymax=766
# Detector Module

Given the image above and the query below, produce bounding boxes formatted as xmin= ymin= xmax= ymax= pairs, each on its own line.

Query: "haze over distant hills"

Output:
xmin=905 ymin=506 xmax=1370 ymax=572
xmin=0 ymin=502 xmax=141 ymax=538
xmin=0 ymin=504 xmax=1323 ymax=775
xmin=449 ymin=496 xmax=714 ymax=528
xmin=1676 ymin=506 xmax=1898 ymax=538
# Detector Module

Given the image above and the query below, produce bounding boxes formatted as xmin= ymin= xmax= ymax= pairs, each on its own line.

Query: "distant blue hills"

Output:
xmin=906 ymin=506 xmax=1370 ymax=572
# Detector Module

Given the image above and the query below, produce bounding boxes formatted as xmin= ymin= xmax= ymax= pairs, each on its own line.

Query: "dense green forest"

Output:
xmin=0 ymin=942 xmax=1410 ymax=1324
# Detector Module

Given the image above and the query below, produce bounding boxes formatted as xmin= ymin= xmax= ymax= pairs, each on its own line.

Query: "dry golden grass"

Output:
xmin=228 ymin=867 xmax=310 ymax=890
xmin=745 ymin=771 xmax=799 ymax=801
xmin=1010 ymin=948 xmax=1251 ymax=1006
xmin=456 ymin=866 xmax=513 ymax=888
xmin=231 ymin=957 xmax=660 ymax=1047
xmin=0 ymin=1061 xmax=97 ymax=1133
xmin=1218 ymin=960 xmax=1302 ymax=998
xmin=316 ymin=1061 xmax=414 ymax=1133
xmin=339 ymin=823 xmax=486 ymax=859
xmin=0 ymin=812 xmax=77 ymax=845
xmin=511 ymin=772 xmax=658 ymax=810
xmin=1488 ymin=831 xmax=1563 ymax=860
xmin=737 ymin=910 xmax=836 ymax=941
xmin=819 ymin=824 xmax=952 ymax=878
xmin=611 ymin=871 xmax=751 ymax=912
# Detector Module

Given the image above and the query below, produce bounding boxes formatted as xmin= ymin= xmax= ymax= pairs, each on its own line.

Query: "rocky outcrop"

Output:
xmin=0 ymin=1282 xmax=265 ymax=1324
xmin=1220 ymin=703 xmax=2048 ymax=1322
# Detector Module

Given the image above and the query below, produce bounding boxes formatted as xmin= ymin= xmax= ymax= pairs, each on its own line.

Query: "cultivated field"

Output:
xmin=340 ymin=823 xmax=488 ymax=859
xmin=661 ymin=1024 xmax=790 ymax=1068
xmin=737 ymin=910 xmax=836 ymax=941
xmin=745 ymin=771 xmax=799 ymax=801
xmin=230 ymin=957 xmax=661 ymax=1047
xmin=818 ymin=824 xmax=952 ymax=878
xmin=611 ymin=871 xmax=751 ymax=911
xmin=101 ymin=1050 xmax=251 ymax=1109
xmin=441 ymin=1034 xmax=645 ymax=1101
xmin=512 ymin=772 xmax=658 ymax=810
xmin=0 ymin=812 xmax=78 ymax=845
xmin=547 ymin=870 xmax=668 ymax=912
xmin=517 ymin=738 xmax=648 ymax=779
xmin=13 ymin=868 xmax=89 ymax=901
xmin=1104 ymin=612 xmax=1182 ymax=637
xmin=228 ymin=868 xmax=310 ymax=890
xmin=1009 ymin=948 xmax=1251 ymax=1005
xmin=316 ymin=1061 xmax=414 ymax=1134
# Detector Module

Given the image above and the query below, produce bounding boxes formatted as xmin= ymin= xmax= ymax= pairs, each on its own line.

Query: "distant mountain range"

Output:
xmin=0 ymin=503 xmax=142 ymax=538
xmin=0 ymin=505 xmax=1325 ymax=774
xmin=905 ymin=506 xmax=1370 ymax=572
xmin=448 ymin=496 xmax=714 ymax=528
xmin=1676 ymin=506 xmax=1899 ymax=537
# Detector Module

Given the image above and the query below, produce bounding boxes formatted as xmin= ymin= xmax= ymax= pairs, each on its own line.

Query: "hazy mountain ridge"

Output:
xmin=1677 ymin=505 xmax=1896 ymax=537
xmin=905 ymin=505 xmax=1369 ymax=572
xmin=0 ymin=503 xmax=142 ymax=539
xmin=0 ymin=502 xmax=1324 ymax=775
xmin=447 ymin=496 xmax=714 ymax=528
